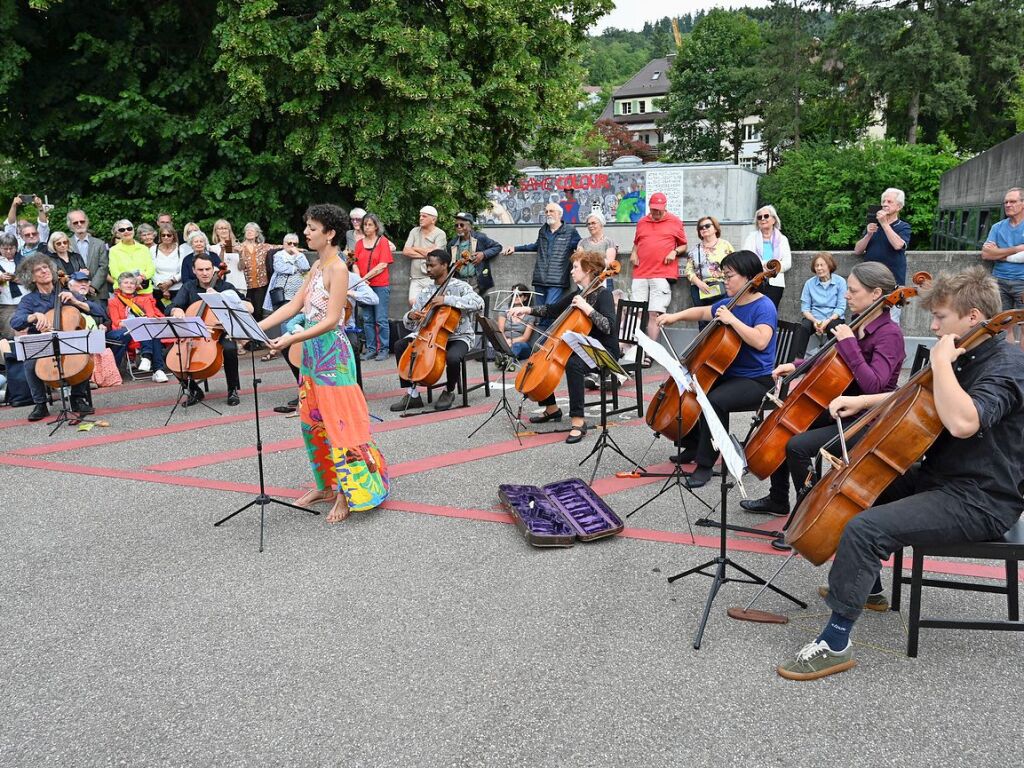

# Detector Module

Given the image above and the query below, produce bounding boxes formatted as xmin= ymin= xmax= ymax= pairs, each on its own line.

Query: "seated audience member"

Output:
xmin=107 ymin=271 xmax=169 ymax=382
xmin=0 ymin=232 xmax=22 ymax=339
xmin=180 ymin=232 xmax=222 ymax=285
xmin=499 ymin=283 xmax=534 ymax=360
xmin=795 ymin=251 xmax=848 ymax=357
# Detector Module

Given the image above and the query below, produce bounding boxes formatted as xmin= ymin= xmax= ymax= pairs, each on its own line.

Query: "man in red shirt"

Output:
xmin=630 ymin=192 xmax=686 ymax=348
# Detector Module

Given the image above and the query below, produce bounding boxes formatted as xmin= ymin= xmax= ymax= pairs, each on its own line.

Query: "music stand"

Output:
xmin=468 ymin=315 xmax=524 ymax=444
xmin=15 ymin=329 xmax=104 ymax=436
xmin=199 ymin=293 xmax=318 ymax=551
xmin=122 ymin=316 xmax=220 ymax=425
xmin=561 ymin=331 xmax=638 ymax=483
xmin=663 ymin=374 xmax=806 ymax=649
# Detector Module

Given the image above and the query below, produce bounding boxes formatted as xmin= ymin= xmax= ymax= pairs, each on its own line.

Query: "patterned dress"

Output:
xmin=298 ymin=263 xmax=389 ymax=511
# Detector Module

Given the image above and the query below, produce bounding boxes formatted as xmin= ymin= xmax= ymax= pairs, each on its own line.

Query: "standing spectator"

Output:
xmin=156 ymin=212 xmax=177 ymax=236
xmin=447 ymin=212 xmax=502 ymax=296
xmin=262 ymin=233 xmax=309 ymax=347
xmin=501 ymin=202 xmax=582 ymax=326
xmin=180 ymin=232 xmax=222 ymax=285
xmin=402 ymin=205 xmax=447 ymax=306
xmin=631 ymin=191 xmax=686 ymax=346
xmin=67 ymin=209 xmax=110 ymax=299
xmin=151 ymin=224 xmax=186 ymax=305
xmin=684 ymin=215 xmax=733 ymax=316
xmin=981 ymin=187 xmax=1024 ymax=347
xmin=743 ymin=204 xmax=792 ymax=308
xmin=47 ymin=231 xmax=85 ymax=276
xmin=238 ymin=221 xmax=272 ymax=318
xmin=853 ymin=188 xmax=911 ymax=287
xmin=0 ymin=233 xmax=22 ymax=338
xmin=15 ymin=221 xmax=49 ymax=260
xmin=107 ymin=220 xmax=155 ymax=295
xmin=4 ymin=195 xmax=49 ymax=247
xmin=209 ymin=218 xmax=246 ymax=294
xmin=137 ymin=223 xmax=158 ymax=251
xmin=579 ymin=211 xmax=618 ymax=285
xmin=346 ymin=207 xmax=366 ymax=252
xmin=354 ymin=213 xmax=394 ymax=361
xmin=795 ymin=252 xmax=848 ymax=357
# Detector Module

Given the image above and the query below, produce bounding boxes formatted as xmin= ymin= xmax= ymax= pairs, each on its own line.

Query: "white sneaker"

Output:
xmin=151 ymin=369 xmax=168 ymax=383
xmin=137 ymin=357 xmax=152 ymax=373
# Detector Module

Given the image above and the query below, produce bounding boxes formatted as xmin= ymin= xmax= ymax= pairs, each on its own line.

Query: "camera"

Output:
xmin=18 ymin=194 xmax=34 ymax=205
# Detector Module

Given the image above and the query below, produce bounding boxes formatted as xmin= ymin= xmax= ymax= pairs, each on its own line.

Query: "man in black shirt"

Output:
xmin=170 ymin=254 xmax=248 ymax=406
xmin=778 ymin=267 xmax=1024 ymax=680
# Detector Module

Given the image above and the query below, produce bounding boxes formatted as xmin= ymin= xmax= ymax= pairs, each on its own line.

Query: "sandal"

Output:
xmin=326 ymin=495 xmax=351 ymax=523
xmin=261 ymin=349 xmax=279 ymax=362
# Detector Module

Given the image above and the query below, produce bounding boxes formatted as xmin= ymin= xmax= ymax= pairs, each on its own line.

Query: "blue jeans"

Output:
xmin=511 ymin=341 xmax=532 ymax=360
xmin=107 ymin=329 xmax=165 ymax=369
xmin=360 ymin=285 xmax=391 ymax=354
xmin=534 ymin=285 xmax=565 ymax=331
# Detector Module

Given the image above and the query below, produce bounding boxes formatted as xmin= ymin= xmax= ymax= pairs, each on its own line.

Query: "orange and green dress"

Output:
xmin=298 ymin=264 xmax=389 ymax=510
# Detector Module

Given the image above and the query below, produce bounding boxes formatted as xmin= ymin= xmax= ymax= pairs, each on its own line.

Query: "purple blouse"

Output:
xmin=836 ymin=311 xmax=905 ymax=394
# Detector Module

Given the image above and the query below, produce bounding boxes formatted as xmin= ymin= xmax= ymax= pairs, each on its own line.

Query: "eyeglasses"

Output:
xmin=23 ymin=231 xmax=38 ymax=237
xmin=698 ymin=223 xmax=714 ymax=230
xmin=722 ymin=271 xmax=740 ymax=280
xmin=756 ymin=214 xmax=772 ymax=221
xmin=160 ymin=233 xmax=174 ymax=239
xmin=70 ymin=219 xmax=86 ymax=226
xmin=117 ymin=226 xmax=134 ymax=233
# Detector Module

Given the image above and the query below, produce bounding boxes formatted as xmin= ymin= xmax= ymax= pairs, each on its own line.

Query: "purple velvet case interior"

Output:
xmin=542 ymin=478 xmax=624 ymax=541
xmin=499 ymin=484 xmax=577 ymax=547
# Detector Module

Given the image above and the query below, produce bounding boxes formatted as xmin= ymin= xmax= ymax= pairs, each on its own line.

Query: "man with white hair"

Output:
xmin=67 ymin=209 xmax=110 ymax=299
xmin=346 ymin=207 xmax=366 ymax=252
xmin=402 ymin=205 xmax=447 ymax=306
xmin=853 ymin=188 xmax=911 ymax=287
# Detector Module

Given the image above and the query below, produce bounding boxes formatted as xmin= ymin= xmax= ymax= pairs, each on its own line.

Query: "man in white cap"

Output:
xmin=346 ymin=207 xmax=366 ymax=252
xmin=403 ymin=205 xmax=447 ymax=305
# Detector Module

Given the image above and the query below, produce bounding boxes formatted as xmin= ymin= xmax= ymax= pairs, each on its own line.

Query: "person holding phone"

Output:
xmin=853 ymin=188 xmax=911 ymax=287
xmin=4 ymin=194 xmax=49 ymax=248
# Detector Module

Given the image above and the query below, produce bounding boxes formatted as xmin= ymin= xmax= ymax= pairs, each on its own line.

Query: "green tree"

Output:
xmin=0 ymin=0 xmax=613 ymax=235
xmin=758 ymin=139 xmax=961 ymax=250
xmin=658 ymin=9 xmax=762 ymax=164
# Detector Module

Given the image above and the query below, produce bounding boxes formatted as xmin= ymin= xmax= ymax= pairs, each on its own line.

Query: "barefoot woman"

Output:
xmin=259 ymin=204 xmax=389 ymax=522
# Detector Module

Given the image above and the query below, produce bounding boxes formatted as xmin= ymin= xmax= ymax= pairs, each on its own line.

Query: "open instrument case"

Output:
xmin=498 ymin=478 xmax=624 ymax=548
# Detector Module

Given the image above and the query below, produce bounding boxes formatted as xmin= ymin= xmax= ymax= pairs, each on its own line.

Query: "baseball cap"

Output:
xmin=350 ymin=207 xmax=366 ymax=219
xmin=454 ymin=212 xmax=475 ymax=224
xmin=420 ymin=205 xmax=438 ymax=218
xmin=649 ymin=192 xmax=667 ymax=210
xmin=69 ymin=270 xmax=90 ymax=282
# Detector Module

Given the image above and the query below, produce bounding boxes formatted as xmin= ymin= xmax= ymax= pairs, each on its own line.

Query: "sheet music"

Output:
xmin=199 ymin=291 xmax=271 ymax=343
xmin=634 ymin=331 xmax=692 ymax=393
xmin=691 ymin=377 xmax=748 ymax=496
xmin=121 ymin=316 xmax=210 ymax=341
xmin=562 ymin=331 xmax=629 ymax=379
xmin=14 ymin=330 xmax=105 ymax=360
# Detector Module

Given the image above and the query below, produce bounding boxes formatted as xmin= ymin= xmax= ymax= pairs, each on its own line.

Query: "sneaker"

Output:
xmin=434 ymin=389 xmax=455 ymax=411
xmin=374 ymin=351 xmax=389 ymax=362
xmin=360 ymin=349 xmax=376 ymax=361
xmin=583 ymin=373 xmax=601 ymax=390
xmin=817 ymin=586 xmax=890 ymax=612
xmin=777 ymin=640 xmax=855 ymax=681
xmin=151 ymin=370 xmax=169 ymax=383
xmin=137 ymin=357 xmax=152 ymax=373
xmin=71 ymin=400 xmax=95 ymax=416
xmin=389 ymin=394 xmax=424 ymax=412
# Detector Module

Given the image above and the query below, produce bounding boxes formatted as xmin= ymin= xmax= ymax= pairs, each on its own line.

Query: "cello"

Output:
xmin=644 ymin=259 xmax=780 ymax=442
xmin=165 ymin=263 xmax=229 ymax=383
xmin=744 ymin=272 xmax=930 ymax=480
xmin=397 ymin=253 xmax=472 ymax=386
xmin=785 ymin=309 xmax=1024 ymax=565
xmin=35 ymin=270 xmax=95 ymax=388
xmin=515 ymin=260 xmax=621 ymax=403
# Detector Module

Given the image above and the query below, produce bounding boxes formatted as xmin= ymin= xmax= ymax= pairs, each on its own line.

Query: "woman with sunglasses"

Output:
xmin=47 ymin=231 xmax=85 ymax=275
xmin=684 ymin=216 xmax=733 ymax=323
xmin=656 ymin=250 xmax=777 ymax=488
xmin=107 ymin=219 xmax=156 ymax=296
xmin=151 ymin=224 xmax=185 ymax=305
xmin=742 ymin=205 xmax=791 ymax=307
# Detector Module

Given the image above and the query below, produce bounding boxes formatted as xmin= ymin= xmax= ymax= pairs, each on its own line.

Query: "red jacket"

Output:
xmin=107 ymin=290 xmax=163 ymax=330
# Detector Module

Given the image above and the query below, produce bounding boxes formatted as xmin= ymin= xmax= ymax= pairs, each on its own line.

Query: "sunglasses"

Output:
xmin=117 ymin=226 xmax=134 ymax=233
xmin=54 ymin=240 xmax=69 ymax=246
xmin=756 ymin=214 xmax=772 ymax=221
xmin=698 ymin=223 xmax=714 ymax=230
xmin=160 ymin=233 xmax=175 ymax=238
xmin=23 ymin=231 xmax=38 ymax=237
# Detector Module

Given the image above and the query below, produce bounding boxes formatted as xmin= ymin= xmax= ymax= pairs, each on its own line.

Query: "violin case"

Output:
xmin=498 ymin=478 xmax=624 ymax=548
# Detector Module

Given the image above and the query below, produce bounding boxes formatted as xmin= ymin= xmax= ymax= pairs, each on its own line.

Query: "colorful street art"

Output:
xmin=480 ymin=169 xmax=648 ymax=226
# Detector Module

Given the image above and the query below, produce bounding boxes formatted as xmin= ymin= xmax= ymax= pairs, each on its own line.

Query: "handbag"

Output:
xmin=91 ymin=348 xmax=123 ymax=388
xmin=269 ymin=286 xmax=286 ymax=307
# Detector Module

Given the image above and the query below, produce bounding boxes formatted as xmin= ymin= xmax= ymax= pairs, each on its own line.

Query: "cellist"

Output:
xmin=742 ymin=262 xmax=906 ymax=517
xmin=778 ymin=267 xmax=1024 ymax=681
xmin=655 ymin=250 xmax=777 ymax=488
xmin=389 ymin=249 xmax=484 ymax=413
xmin=506 ymin=249 xmax=620 ymax=445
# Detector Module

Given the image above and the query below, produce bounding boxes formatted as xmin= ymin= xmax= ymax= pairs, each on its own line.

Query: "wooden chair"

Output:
xmin=425 ymin=295 xmax=492 ymax=408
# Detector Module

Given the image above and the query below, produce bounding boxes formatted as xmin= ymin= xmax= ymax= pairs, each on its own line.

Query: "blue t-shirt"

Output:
xmin=711 ymin=294 xmax=777 ymax=378
xmin=988 ymin=218 xmax=1024 ymax=281
xmin=862 ymin=219 xmax=911 ymax=285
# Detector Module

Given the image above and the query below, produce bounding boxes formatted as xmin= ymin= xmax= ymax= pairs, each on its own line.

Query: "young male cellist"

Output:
xmin=778 ymin=267 xmax=1024 ymax=680
xmin=389 ymin=249 xmax=484 ymax=413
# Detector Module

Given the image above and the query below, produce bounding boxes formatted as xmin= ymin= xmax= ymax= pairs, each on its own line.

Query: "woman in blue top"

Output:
xmin=657 ymin=250 xmax=777 ymax=488
xmin=795 ymin=251 xmax=847 ymax=357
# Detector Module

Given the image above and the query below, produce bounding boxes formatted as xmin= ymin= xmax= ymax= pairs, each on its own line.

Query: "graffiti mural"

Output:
xmin=480 ymin=169 xmax=648 ymax=226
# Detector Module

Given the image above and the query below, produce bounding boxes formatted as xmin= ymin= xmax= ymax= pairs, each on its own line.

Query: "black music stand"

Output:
xmin=468 ymin=315 xmax=524 ymax=444
xmin=15 ymin=330 xmax=102 ymax=436
xmin=563 ymin=332 xmax=639 ymax=483
xmin=201 ymin=296 xmax=318 ymax=551
xmin=123 ymin=316 xmax=221 ymax=425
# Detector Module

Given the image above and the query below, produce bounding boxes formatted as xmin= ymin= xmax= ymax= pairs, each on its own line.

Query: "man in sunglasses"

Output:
xmin=447 ymin=212 xmax=502 ymax=296
xmin=67 ymin=209 xmax=110 ymax=299
xmin=4 ymin=194 xmax=50 ymax=249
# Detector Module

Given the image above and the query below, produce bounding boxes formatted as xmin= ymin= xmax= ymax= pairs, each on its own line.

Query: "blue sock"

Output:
xmin=816 ymin=611 xmax=853 ymax=652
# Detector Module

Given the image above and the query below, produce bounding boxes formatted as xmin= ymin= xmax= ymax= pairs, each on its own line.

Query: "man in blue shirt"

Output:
xmin=981 ymin=187 xmax=1024 ymax=348
xmin=853 ymin=188 xmax=911 ymax=322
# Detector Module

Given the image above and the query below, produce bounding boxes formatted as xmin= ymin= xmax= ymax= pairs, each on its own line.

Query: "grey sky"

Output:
xmin=592 ymin=1 xmax=772 ymax=33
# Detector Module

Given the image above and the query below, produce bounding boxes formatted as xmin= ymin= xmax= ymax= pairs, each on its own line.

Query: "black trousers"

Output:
xmin=767 ymin=413 xmax=838 ymax=503
xmin=763 ymin=284 xmax=784 ymax=308
xmin=394 ymin=336 xmax=469 ymax=391
xmin=792 ymin=317 xmax=842 ymax=359
xmin=540 ymin=355 xmax=590 ymax=418
xmin=681 ymin=375 xmax=772 ymax=468
xmin=826 ymin=468 xmax=1017 ymax=622
xmin=189 ymin=339 xmax=240 ymax=392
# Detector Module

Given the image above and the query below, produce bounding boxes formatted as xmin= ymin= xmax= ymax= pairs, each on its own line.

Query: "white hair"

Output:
xmin=882 ymin=188 xmax=905 ymax=208
xmin=755 ymin=205 xmax=781 ymax=232
xmin=243 ymin=222 xmax=265 ymax=243
xmin=586 ymin=211 xmax=606 ymax=226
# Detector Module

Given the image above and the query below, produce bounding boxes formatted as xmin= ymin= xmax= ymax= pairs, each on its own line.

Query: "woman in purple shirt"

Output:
xmin=742 ymin=262 xmax=906 ymax=518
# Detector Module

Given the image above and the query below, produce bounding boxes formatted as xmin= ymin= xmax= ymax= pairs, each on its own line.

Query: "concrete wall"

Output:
xmin=939 ymin=132 xmax=1024 ymax=208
